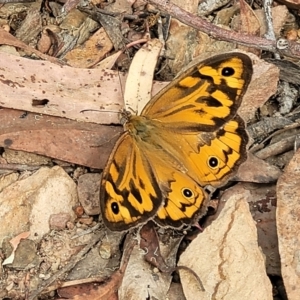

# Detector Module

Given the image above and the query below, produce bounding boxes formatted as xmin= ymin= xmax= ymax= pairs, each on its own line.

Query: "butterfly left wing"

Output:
xmin=100 ymin=129 xmax=209 ymax=230
xmin=100 ymin=132 xmax=164 ymax=231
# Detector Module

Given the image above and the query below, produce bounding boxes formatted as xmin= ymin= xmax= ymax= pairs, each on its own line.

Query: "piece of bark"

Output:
xmin=277 ymin=149 xmax=300 ymax=300
xmin=0 ymin=109 xmax=121 ymax=169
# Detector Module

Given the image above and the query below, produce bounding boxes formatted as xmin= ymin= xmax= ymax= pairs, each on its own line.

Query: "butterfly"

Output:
xmin=100 ymin=52 xmax=252 ymax=231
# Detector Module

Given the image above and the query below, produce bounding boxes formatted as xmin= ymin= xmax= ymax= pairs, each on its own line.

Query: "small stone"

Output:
xmin=49 ymin=213 xmax=71 ymax=230
xmin=77 ymin=173 xmax=101 ymax=215
xmin=99 ymin=241 xmax=111 ymax=259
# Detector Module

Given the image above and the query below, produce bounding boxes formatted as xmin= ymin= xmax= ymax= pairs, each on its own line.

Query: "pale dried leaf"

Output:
xmin=0 ymin=52 xmax=167 ymax=125
xmin=240 ymin=53 xmax=279 ymax=122
xmin=178 ymin=189 xmax=272 ymax=299
xmin=124 ymin=39 xmax=163 ymax=114
xmin=95 ymin=50 xmax=123 ymax=69
xmin=119 ymin=235 xmax=180 ymax=300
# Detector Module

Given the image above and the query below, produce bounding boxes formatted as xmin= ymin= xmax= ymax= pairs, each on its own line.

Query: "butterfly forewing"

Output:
xmin=141 ymin=53 xmax=252 ymax=133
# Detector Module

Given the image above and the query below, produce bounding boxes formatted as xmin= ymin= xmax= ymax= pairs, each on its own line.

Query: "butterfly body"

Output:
xmin=100 ymin=53 xmax=252 ymax=231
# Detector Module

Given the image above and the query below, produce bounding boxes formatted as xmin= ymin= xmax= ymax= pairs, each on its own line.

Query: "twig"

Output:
xmin=254 ymin=135 xmax=296 ymax=159
xmin=146 ymin=0 xmax=300 ymax=58
xmin=263 ymin=0 xmax=280 ymax=59
xmin=0 ymin=164 xmax=41 ymax=171
xmin=147 ymin=0 xmax=275 ymax=49
xmin=71 ymin=223 xmax=100 ymax=239
xmin=263 ymin=0 xmax=275 ymax=41
xmin=0 ymin=0 xmax=34 ymax=2
xmin=41 ymin=276 xmax=108 ymax=294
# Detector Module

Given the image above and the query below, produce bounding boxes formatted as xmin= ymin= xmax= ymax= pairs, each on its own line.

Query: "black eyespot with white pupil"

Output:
xmin=208 ymin=156 xmax=219 ymax=168
xmin=111 ymin=202 xmax=119 ymax=214
xmin=222 ymin=66 xmax=235 ymax=77
xmin=182 ymin=188 xmax=194 ymax=199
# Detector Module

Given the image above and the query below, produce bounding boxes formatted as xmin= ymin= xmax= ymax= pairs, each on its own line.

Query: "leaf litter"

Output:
xmin=0 ymin=0 xmax=299 ymax=299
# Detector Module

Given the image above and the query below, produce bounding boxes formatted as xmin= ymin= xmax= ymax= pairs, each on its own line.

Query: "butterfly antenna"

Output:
xmin=91 ymin=131 xmax=122 ymax=148
xmin=118 ymin=70 xmax=125 ymax=104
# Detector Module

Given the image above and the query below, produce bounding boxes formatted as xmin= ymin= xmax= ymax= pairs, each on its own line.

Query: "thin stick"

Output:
xmin=147 ymin=0 xmax=300 ymax=58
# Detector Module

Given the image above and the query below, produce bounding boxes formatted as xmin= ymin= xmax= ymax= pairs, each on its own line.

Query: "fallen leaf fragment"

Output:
xmin=58 ymin=272 xmax=122 ymax=300
xmin=240 ymin=53 xmax=279 ymax=122
xmin=276 ymin=149 xmax=300 ymax=300
xmin=118 ymin=228 xmax=181 ymax=300
xmin=139 ymin=222 xmax=175 ymax=272
xmin=0 ymin=52 xmax=167 ymax=125
xmin=236 ymin=152 xmax=282 ymax=183
xmin=64 ymin=27 xmax=114 ymax=68
xmin=276 ymin=0 xmax=300 ymax=9
xmin=0 ymin=109 xmax=121 ymax=169
xmin=3 ymin=231 xmax=30 ymax=265
xmin=178 ymin=189 xmax=272 ymax=299
xmin=0 ymin=28 xmax=62 ymax=64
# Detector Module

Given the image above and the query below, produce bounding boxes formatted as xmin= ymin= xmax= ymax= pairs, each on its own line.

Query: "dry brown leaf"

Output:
xmin=59 ymin=271 xmax=122 ymax=300
xmin=237 ymin=0 xmax=261 ymax=56
xmin=139 ymin=222 xmax=176 ymax=272
xmin=118 ymin=230 xmax=181 ymax=300
xmin=240 ymin=53 xmax=279 ymax=122
xmin=0 ymin=28 xmax=61 ymax=64
xmin=239 ymin=0 xmax=261 ymax=36
xmin=236 ymin=152 xmax=282 ymax=183
xmin=254 ymin=6 xmax=289 ymax=38
xmin=276 ymin=0 xmax=300 ymax=9
xmin=64 ymin=28 xmax=114 ymax=68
